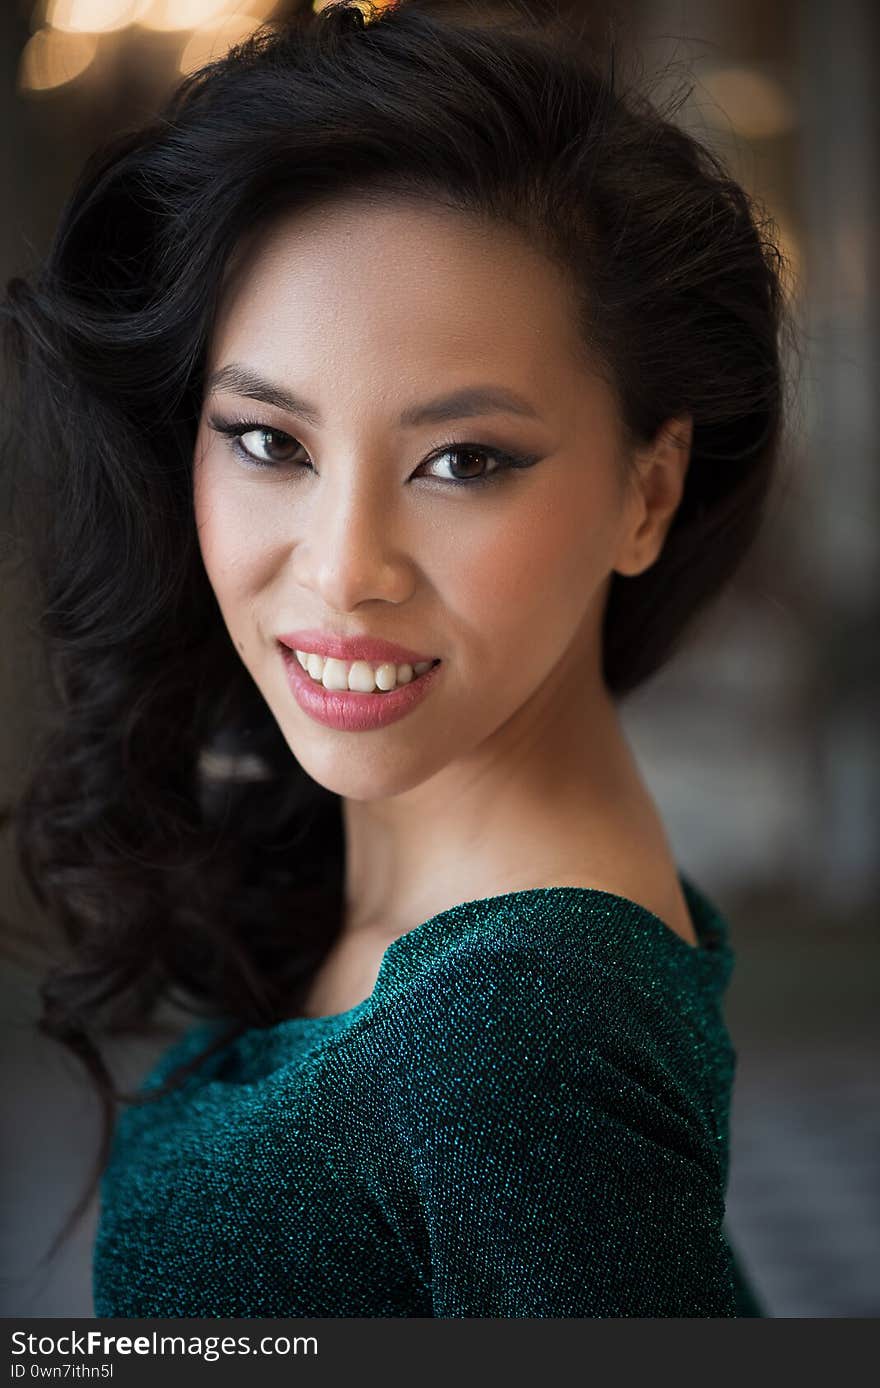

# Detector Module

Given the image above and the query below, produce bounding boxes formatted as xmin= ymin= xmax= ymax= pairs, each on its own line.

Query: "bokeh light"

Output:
xmin=19 ymin=26 xmax=98 ymax=91
xmin=139 ymin=0 xmax=267 ymax=32
xmin=700 ymin=65 xmax=796 ymax=140
xmin=45 ymin=0 xmax=150 ymax=34
xmin=178 ymin=13 xmax=268 ymax=73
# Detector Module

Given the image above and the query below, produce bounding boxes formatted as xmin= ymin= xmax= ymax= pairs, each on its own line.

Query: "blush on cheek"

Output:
xmin=476 ymin=501 xmax=615 ymax=683
xmin=471 ymin=503 xmax=588 ymax=611
xmin=193 ymin=462 xmax=243 ymax=588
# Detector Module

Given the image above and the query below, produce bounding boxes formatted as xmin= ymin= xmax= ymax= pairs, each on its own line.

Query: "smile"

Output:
xmin=279 ymin=644 xmax=443 ymax=732
xmin=293 ymin=648 xmax=439 ymax=694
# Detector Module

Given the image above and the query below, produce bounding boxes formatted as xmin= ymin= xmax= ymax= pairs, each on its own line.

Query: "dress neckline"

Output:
xmin=257 ymin=867 xmax=731 ymax=1037
xmin=147 ymin=870 xmax=733 ymax=1091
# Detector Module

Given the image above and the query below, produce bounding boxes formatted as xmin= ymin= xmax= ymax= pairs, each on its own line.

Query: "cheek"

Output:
xmin=192 ymin=460 xmax=271 ymax=649
xmin=438 ymin=485 xmax=614 ymax=671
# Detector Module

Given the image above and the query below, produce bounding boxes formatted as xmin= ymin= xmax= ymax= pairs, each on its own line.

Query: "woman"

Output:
xmin=1 ymin=0 xmax=787 ymax=1316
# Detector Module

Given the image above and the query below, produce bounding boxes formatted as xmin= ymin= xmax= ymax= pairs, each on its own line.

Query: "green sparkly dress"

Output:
xmin=92 ymin=872 xmax=764 ymax=1317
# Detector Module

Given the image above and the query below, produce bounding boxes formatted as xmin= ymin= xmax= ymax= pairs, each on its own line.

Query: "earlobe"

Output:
xmin=612 ymin=414 xmax=693 ymax=578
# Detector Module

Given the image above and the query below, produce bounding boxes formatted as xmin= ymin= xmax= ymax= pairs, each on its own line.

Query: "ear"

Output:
xmin=612 ymin=414 xmax=693 ymax=577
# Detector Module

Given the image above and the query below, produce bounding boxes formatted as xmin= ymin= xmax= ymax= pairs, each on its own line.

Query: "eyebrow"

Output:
xmin=206 ymin=363 xmax=543 ymax=428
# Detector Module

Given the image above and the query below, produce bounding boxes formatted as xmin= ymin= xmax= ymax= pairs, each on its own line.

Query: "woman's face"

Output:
xmin=193 ymin=198 xmax=646 ymax=799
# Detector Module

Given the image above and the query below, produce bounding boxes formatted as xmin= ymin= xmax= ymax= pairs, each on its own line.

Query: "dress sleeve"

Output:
xmin=386 ymin=944 xmax=737 ymax=1318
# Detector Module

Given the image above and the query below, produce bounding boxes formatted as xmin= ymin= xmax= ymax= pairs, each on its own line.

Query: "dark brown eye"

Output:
xmin=449 ymin=447 xmax=493 ymax=480
xmin=238 ymin=427 xmax=304 ymax=466
xmin=425 ymin=446 xmax=503 ymax=484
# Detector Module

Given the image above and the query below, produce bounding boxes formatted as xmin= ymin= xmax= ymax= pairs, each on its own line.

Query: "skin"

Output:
xmin=193 ymin=197 xmax=695 ymax=1017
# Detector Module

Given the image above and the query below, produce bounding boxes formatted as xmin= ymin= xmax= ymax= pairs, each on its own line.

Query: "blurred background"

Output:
xmin=1 ymin=0 xmax=878 ymax=1318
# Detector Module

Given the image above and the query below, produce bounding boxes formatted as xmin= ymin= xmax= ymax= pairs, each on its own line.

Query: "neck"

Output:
xmin=340 ymin=646 xmax=647 ymax=939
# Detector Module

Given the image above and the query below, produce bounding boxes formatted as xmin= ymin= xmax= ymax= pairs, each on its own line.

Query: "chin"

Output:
xmin=277 ymin=726 xmax=447 ymax=801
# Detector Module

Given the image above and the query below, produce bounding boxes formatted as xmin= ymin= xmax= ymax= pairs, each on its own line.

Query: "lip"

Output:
xmin=277 ymin=629 xmax=439 ymax=667
xmin=280 ymin=644 xmax=443 ymax=732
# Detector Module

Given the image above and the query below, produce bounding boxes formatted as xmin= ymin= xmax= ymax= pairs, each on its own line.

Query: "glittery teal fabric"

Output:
xmin=92 ymin=872 xmax=763 ymax=1317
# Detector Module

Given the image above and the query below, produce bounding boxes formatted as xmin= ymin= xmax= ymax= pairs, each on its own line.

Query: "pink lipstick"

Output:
xmin=278 ymin=639 xmax=443 ymax=732
xmin=278 ymin=630 xmax=437 ymax=666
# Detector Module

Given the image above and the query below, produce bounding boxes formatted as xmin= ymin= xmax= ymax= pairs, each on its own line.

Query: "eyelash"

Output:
xmin=205 ymin=414 xmax=540 ymax=488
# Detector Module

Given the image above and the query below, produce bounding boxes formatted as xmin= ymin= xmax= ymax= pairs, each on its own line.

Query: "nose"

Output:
xmin=291 ymin=463 xmax=416 ymax=611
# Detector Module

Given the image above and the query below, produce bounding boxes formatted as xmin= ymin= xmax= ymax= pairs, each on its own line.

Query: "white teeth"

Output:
xmin=321 ymin=657 xmax=353 ymax=691
xmin=348 ymin=660 xmax=384 ymax=693
xmin=294 ymin=649 xmax=435 ymax=694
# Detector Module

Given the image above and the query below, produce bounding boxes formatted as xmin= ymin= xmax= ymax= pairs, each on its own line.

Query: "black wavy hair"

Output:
xmin=0 ymin=0 xmax=793 ymax=1258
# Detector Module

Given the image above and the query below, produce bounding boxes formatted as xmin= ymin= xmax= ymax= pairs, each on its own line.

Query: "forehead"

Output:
xmin=208 ymin=197 xmax=592 ymax=397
